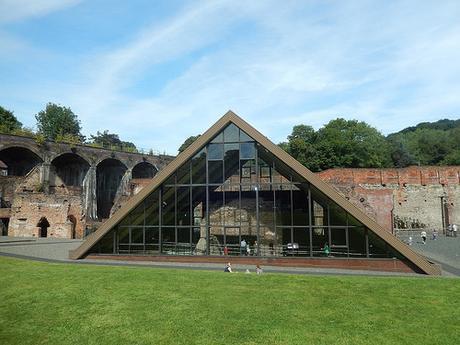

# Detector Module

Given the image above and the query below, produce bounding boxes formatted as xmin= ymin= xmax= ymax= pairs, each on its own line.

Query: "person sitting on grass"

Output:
xmin=224 ymin=262 xmax=233 ymax=273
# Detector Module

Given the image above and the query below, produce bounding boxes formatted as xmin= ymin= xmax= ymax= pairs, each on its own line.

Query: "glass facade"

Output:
xmin=90 ymin=124 xmax=403 ymax=260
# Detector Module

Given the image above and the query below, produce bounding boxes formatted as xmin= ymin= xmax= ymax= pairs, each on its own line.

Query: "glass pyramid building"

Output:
xmin=70 ymin=112 xmax=440 ymax=275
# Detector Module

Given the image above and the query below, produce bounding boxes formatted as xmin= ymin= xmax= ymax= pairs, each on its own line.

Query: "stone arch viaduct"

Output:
xmin=0 ymin=133 xmax=173 ymax=238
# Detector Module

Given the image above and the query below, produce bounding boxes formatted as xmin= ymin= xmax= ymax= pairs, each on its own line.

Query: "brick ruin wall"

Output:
xmin=0 ymin=133 xmax=173 ymax=239
xmin=318 ymin=166 xmax=460 ymax=232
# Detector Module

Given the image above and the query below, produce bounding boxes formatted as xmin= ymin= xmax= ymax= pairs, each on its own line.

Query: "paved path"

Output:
xmin=0 ymin=236 xmax=456 ymax=277
xmin=404 ymin=235 xmax=460 ymax=276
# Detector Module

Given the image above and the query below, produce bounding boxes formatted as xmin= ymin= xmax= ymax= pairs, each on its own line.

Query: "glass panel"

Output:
xmin=240 ymin=159 xmax=256 ymax=186
xmin=97 ymin=230 xmax=114 ymax=254
xmin=208 ymin=143 xmax=223 ymax=160
xmin=241 ymin=226 xmax=257 ymax=256
xmin=177 ymin=187 xmax=191 ymax=226
xmin=224 ymin=143 xmax=239 ymax=182
xmin=240 ymin=143 xmax=255 ymax=159
xmin=224 ymin=226 xmax=241 ymax=256
xmin=161 ymin=227 xmax=175 ymax=254
xmin=275 ymin=189 xmax=291 ymax=226
xmin=293 ymin=227 xmax=310 ymax=256
xmin=208 ymin=160 xmax=223 ymax=184
xmin=211 ymin=132 xmax=223 ymax=143
xmin=240 ymin=190 xmax=256 ymax=237
xmin=240 ymin=129 xmax=253 ymax=142
xmin=209 ymin=186 xmax=223 ymax=225
xmin=192 ymin=227 xmax=201 ymax=254
xmin=348 ymin=215 xmax=367 ymax=257
xmin=223 ymin=123 xmax=239 ymax=142
xmin=177 ymin=227 xmax=192 ymax=255
xmin=312 ymin=226 xmax=328 ymax=256
xmin=130 ymin=202 xmax=145 ymax=227
xmin=161 ymin=187 xmax=175 ymax=226
xmin=292 ymin=188 xmax=308 ymax=226
xmin=191 ymin=149 xmax=206 ymax=184
xmin=259 ymin=190 xmax=275 ymax=257
xmin=330 ymin=228 xmax=348 ymax=257
xmin=176 ymin=161 xmax=191 ymax=185
xmin=329 ymin=204 xmax=347 ymax=226
xmin=145 ymin=227 xmax=160 ymax=253
xmin=224 ymin=190 xmax=240 ymax=226
xmin=118 ymin=227 xmax=129 ymax=244
xmin=131 ymin=227 xmax=144 ymax=244
xmin=145 ymin=190 xmax=160 ymax=226
xmin=209 ymin=226 xmax=224 ymax=255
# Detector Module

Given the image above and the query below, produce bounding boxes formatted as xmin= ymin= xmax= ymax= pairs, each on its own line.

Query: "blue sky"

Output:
xmin=1 ymin=0 xmax=459 ymax=154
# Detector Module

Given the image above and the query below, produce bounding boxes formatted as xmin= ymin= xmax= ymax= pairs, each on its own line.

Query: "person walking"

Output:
xmin=240 ymin=239 xmax=247 ymax=256
xmin=421 ymin=230 xmax=427 ymax=244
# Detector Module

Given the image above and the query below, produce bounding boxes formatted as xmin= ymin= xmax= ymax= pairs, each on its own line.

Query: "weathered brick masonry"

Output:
xmin=0 ymin=134 xmax=173 ymax=238
xmin=318 ymin=166 xmax=460 ymax=232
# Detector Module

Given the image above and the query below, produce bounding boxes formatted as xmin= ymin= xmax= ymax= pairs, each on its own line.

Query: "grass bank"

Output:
xmin=0 ymin=256 xmax=458 ymax=345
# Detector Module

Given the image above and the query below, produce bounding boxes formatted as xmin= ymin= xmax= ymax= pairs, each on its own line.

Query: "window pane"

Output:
xmin=223 ymin=123 xmax=239 ymax=142
xmin=240 ymin=130 xmax=253 ymax=142
xmin=224 ymin=143 xmax=239 ymax=182
xmin=208 ymin=160 xmax=223 ymax=184
xmin=161 ymin=227 xmax=175 ymax=254
xmin=209 ymin=186 xmax=223 ymax=225
xmin=161 ymin=187 xmax=175 ymax=226
xmin=208 ymin=143 xmax=223 ymax=160
xmin=292 ymin=188 xmax=309 ymax=226
xmin=131 ymin=227 xmax=144 ymax=244
xmin=312 ymin=227 xmax=328 ymax=256
xmin=293 ymin=228 xmax=310 ymax=256
xmin=145 ymin=190 xmax=160 ymax=226
xmin=240 ymin=143 xmax=255 ymax=159
xmin=224 ymin=190 xmax=240 ymax=226
xmin=177 ymin=161 xmax=190 ymax=185
xmin=118 ymin=227 xmax=129 ymax=244
xmin=145 ymin=227 xmax=160 ymax=253
xmin=177 ymin=187 xmax=191 ymax=226
xmin=191 ymin=149 xmax=206 ymax=184
xmin=177 ymin=227 xmax=192 ymax=255
xmin=211 ymin=132 xmax=223 ymax=143
xmin=275 ymin=190 xmax=291 ymax=226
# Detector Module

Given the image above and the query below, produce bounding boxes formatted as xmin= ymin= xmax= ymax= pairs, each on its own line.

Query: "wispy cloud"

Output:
xmin=1 ymin=0 xmax=459 ymax=153
xmin=0 ymin=0 xmax=81 ymax=24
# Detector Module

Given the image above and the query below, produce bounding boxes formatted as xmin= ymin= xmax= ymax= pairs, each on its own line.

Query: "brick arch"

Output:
xmin=131 ymin=161 xmax=158 ymax=179
xmin=0 ymin=146 xmax=44 ymax=176
xmin=96 ymin=158 xmax=128 ymax=219
xmin=50 ymin=152 xmax=91 ymax=188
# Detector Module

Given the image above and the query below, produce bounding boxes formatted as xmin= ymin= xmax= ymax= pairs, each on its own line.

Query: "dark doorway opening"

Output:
xmin=68 ymin=215 xmax=77 ymax=239
xmin=0 ymin=218 xmax=9 ymax=236
xmin=96 ymin=159 xmax=127 ymax=219
xmin=37 ymin=217 xmax=50 ymax=238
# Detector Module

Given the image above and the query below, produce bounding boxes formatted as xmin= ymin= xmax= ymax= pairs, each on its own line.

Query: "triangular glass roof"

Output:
xmin=70 ymin=111 xmax=440 ymax=275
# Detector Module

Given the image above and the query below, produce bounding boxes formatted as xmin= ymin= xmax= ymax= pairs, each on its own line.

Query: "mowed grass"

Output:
xmin=0 ymin=256 xmax=459 ymax=345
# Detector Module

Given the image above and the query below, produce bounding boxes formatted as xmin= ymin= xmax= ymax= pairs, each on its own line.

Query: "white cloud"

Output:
xmin=0 ymin=0 xmax=81 ymax=24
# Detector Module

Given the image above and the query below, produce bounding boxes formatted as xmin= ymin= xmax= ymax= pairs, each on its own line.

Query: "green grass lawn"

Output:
xmin=0 ymin=256 xmax=458 ymax=345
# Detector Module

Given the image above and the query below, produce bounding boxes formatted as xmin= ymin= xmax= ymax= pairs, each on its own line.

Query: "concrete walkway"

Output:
xmin=0 ymin=236 xmax=455 ymax=277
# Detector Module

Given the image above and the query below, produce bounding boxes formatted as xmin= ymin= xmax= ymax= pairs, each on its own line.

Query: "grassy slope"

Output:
xmin=0 ymin=256 xmax=458 ymax=345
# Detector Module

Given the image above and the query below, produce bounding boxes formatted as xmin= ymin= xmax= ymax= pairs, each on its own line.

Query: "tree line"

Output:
xmin=179 ymin=117 xmax=459 ymax=171
xmin=0 ymin=103 xmax=145 ymax=154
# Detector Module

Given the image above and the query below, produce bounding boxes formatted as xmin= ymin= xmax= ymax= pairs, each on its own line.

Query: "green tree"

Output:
xmin=35 ymin=103 xmax=83 ymax=141
xmin=282 ymin=125 xmax=321 ymax=171
xmin=90 ymin=130 xmax=137 ymax=152
xmin=315 ymin=118 xmax=391 ymax=170
xmin=178 ymin=135 xmax=201 ymax=153
xmin=0 ymin=106 xmax=22 ymax=133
